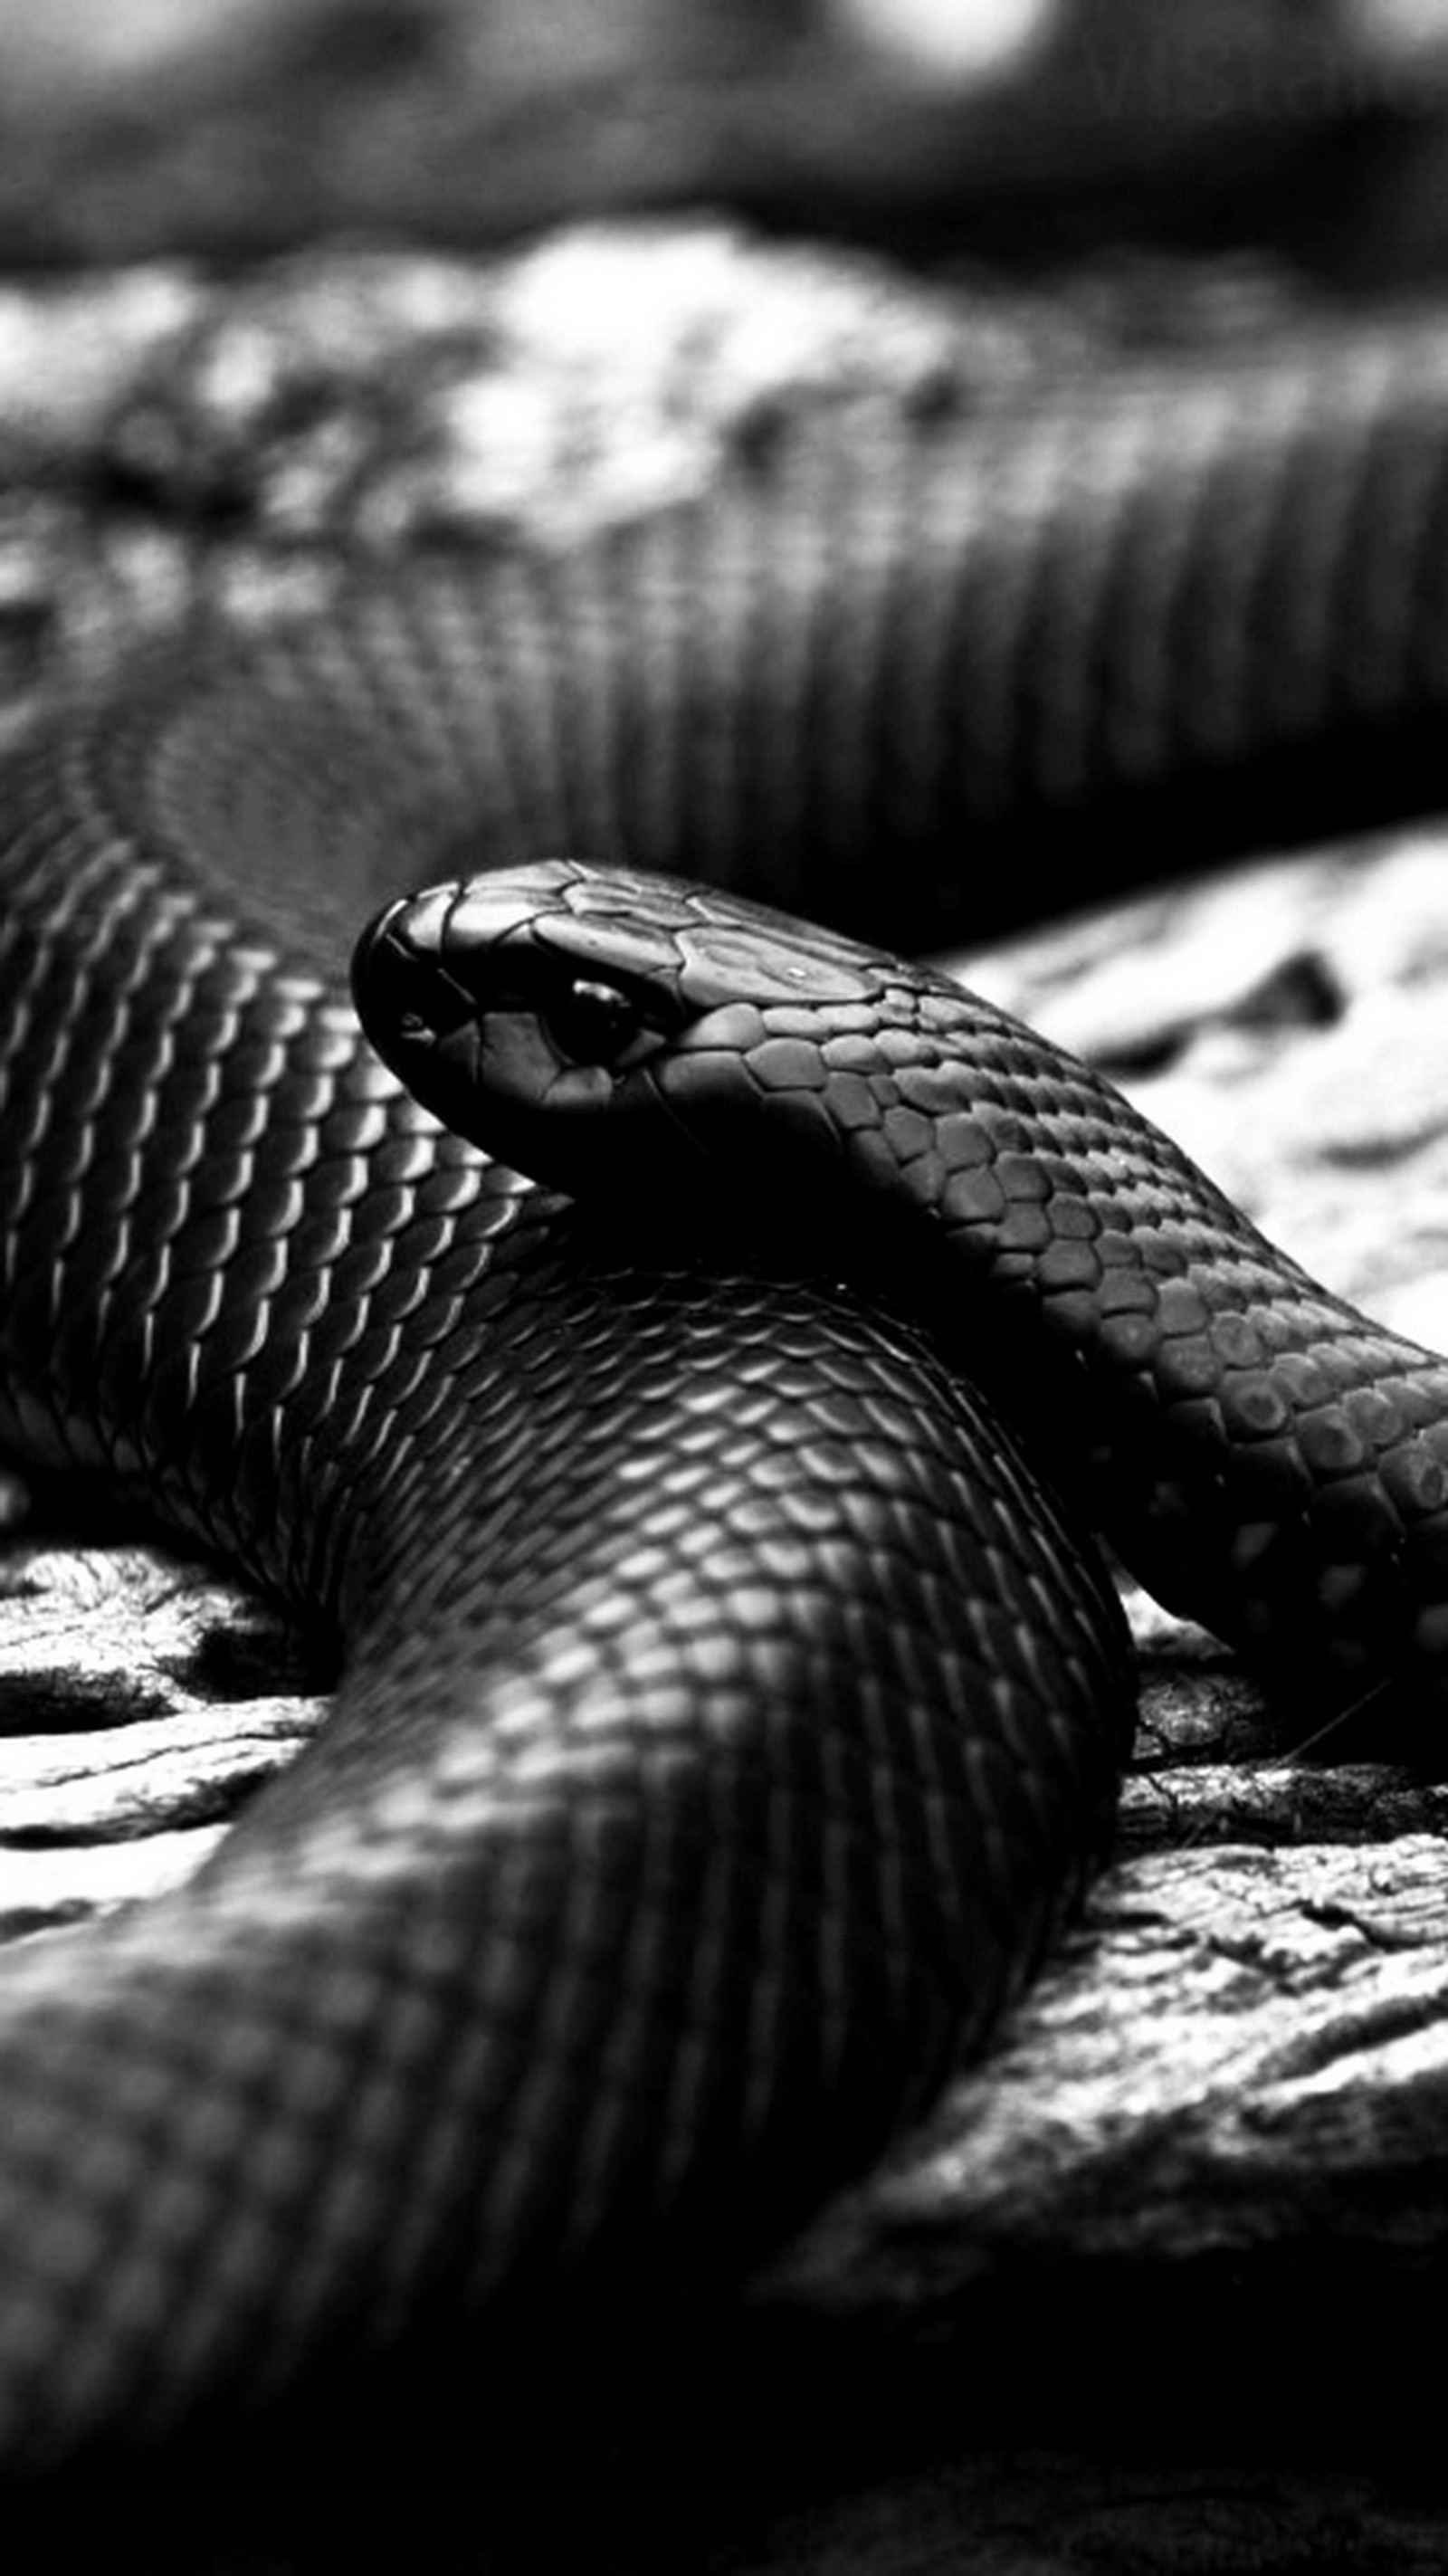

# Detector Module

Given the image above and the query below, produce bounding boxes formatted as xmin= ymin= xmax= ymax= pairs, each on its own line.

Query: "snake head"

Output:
xmin=352 ymin=857 xmax=885 ymax=1207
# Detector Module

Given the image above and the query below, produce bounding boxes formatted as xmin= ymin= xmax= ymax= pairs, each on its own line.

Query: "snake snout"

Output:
xmin=352 ymin=892 xmax=479 ymax=1045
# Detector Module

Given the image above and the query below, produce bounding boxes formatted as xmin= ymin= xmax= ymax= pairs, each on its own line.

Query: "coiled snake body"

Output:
xmin=4 ymin=310 xmax=1448 ymax=2470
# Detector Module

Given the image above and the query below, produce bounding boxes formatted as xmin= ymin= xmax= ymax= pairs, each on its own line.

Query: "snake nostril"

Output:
xmin=417 ymin=967 xmax=477 ymax=1039
xmin=357 ymin=920 xmax=477 ymax=1044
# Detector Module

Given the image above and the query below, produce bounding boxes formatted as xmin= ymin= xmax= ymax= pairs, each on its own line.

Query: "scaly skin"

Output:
xmin=361 ymin=858 xmax=1448 ymax=1729
xmin=5 ymin=318 xmax=1448 ymax=2464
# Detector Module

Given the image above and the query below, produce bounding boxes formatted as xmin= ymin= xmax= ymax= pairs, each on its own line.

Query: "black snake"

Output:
xmin=3 ymin=304 xmax=1448 ymax=2475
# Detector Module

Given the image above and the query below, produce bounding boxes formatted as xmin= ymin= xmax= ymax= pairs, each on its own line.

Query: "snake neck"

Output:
xmin=648 ymin=953 xmax=1448 ymax=1738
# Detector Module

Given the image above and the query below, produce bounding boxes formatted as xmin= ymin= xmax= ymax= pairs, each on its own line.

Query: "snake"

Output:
xmin=4 ymin=303 xmax=1448 ymax=2476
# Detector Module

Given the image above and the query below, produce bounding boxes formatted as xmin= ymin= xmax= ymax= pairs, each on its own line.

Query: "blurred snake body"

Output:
xmin=4 ymin=310 xmax=1448 ymax=2468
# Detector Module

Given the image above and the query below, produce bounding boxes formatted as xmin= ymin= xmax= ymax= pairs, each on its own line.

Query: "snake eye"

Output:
xmin=543 ymin=976 xmax=647 ymax=1067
